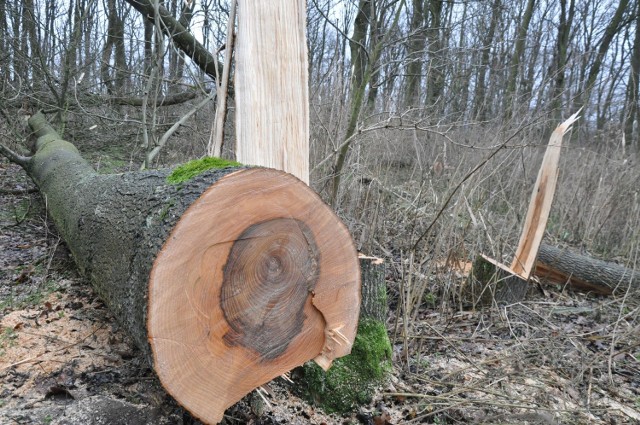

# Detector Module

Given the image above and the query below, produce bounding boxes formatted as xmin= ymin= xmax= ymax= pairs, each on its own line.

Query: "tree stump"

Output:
xmin=22 ymin=112 xmax=361 ymax=424
xmin=301 ymin=255 xmax=391 ymax=413
xmin=465 ymin=255 xmax=530 ymax=307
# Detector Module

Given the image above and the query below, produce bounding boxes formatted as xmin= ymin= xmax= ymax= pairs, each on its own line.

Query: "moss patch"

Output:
xmin=301 ymin=319 xmax=392 ymax=414
xmin=166 ymin=157 xmax=241 ymax=184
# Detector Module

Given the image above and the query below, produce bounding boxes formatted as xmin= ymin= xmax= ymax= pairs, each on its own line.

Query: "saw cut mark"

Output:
xmin=221 ymin=218 xmax=320 ymax=360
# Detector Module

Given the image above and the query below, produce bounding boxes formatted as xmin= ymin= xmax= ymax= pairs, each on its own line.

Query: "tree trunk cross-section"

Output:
xmin=25 ymin=113 xmax=361 ymax=424
xmin=221 ymin=219 xmax=319 ymax=360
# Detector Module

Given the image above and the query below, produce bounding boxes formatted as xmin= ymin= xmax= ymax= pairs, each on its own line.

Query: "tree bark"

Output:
xmin=425 ymin=0 xmax=445 ymax=110
xmin=624 ymin=0 xmax=640 ymax=147
xmin=535 ymin=244 xmax=639 ymax=295
xmin=550 ymin=0 xmax=575 ymax=122
xmin=404 ymin=0 xmax=425 ymax=107
xmin=22 ymin=112 xmax=361 ymax=424
xmin=473 ymin=0 xmax=501 ymax=121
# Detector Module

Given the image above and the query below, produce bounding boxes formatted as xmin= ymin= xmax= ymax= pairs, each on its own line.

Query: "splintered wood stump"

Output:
xmin=23 ymin=113 xmax=360 ymax=424
xmin=465 ymin=255 xmax=530 ymax=307
xmin=468 ymin=113 xmax=580 ymax=307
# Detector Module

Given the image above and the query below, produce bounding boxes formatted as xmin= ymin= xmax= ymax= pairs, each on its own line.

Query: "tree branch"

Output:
xmin=0 ymin=143 xmax=31 ymax=169
xmin=124 ymin=0 xmax=222 ymax=81
xmin=142 ymin=91 xmax=216 ymax=169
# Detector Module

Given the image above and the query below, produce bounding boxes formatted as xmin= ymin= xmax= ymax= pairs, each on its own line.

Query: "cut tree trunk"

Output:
xmin=535 ymin=243 xmax=639 ymax=295
xmin=23 ymin=112 xmax=360 ymax=424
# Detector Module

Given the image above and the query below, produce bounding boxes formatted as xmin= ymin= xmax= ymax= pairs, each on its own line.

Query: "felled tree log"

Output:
xmin=535 ymin=243 xmax=639 ymax=295
xmin=19 ymin=112 xmax=360 ymax=424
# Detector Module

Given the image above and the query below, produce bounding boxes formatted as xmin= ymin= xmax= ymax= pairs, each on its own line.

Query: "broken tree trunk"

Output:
xmin=510 ymin=110 xmax=581 ymax=279
xmin=235 ymin=0 xmax=310 ymax=183
xmin=535 ymin=243 xmax=639 ymax=295
xmin=466 ymin=112 xmax=580 ymax=307
xmin=22 ymin=112 xmax=360 ymax=424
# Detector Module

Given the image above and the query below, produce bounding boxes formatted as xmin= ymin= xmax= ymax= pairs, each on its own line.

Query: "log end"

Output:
xmin=147 ymin=168 xmax=360 ymax=423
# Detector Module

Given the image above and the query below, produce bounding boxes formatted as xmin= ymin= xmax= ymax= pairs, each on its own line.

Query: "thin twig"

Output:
xmin=411 ymin=124 xmax=531 ymax=251
xmin=208 ymin=0 xmax=236 ymax=157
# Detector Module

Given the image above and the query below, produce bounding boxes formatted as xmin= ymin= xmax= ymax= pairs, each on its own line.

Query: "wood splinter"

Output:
xmin=314 ymin=324 xmax=350 ymax=371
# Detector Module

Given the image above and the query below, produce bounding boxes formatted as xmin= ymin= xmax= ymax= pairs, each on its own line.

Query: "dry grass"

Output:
xmin=306 ymin=104 xmax=640 ymax=423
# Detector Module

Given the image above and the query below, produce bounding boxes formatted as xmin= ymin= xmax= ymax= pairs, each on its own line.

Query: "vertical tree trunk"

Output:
xmin=425 ymin=0 xmax=444 ymax=110
xmin=168 ymin=0 xmax=195 ymax=92
xmin=473 ymin=0 xmax=502 ymax=121
xmin=101 ymin=0 xmax=117 ymax=93
xmin=331 ymin=1 xmax=405 ymax=206
xmin=235 ymin=0 xmax=310 ymax=183
xmin=504 ymin=0 xmax=536 ymax=118
xmin=624 ymin=0 xmax=640 ymax=147
xmin=350 ymin=0 xmax=372 ymax=96
xmin=0 ymin=0 xmax=7 ymax=89
xmin=404 ymin=0 xmax=425 ymax=107
xmin=551 ymin=0 xmax=576 ymax=122
xmin=113 ymin=6 xmax=127 ymax=92
xmin=15 ymin=1 xmax=28 ymax=84
xmin=24 ymin=0 xmax=41 ymax=85
xmin=143 ymin=18 xmax=153 ymax=77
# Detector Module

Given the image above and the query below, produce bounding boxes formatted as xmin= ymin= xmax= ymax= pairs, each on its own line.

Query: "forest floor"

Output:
xmin=1 ymin=158 xmax=639 ymax=425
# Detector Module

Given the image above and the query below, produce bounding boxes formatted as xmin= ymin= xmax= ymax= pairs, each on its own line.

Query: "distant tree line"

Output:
xmin=0 ymin=0 xmax=637 ymax=162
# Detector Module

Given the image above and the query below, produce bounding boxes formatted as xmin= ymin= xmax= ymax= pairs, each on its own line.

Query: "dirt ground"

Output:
xmin=1 ymin=158 xmax=639 ymax=424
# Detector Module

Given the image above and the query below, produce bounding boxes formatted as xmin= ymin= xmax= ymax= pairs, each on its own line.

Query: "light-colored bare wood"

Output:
xmin=510 ymin=110 xmax=581 ymax=278
xmin=234 ymin=0 xmax=310 ymax=184
xmin=147 ymin=168 xmax=360 ymax=424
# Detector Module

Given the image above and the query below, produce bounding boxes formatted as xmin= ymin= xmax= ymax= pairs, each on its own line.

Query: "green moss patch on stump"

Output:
xmin=166 ymin=157 xmax=241 ymax=184
xmin=301 ymin=318 xmax=392 ymax=413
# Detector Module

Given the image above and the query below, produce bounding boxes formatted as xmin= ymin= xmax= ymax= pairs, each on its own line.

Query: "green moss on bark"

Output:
xmin=166 ymin=157 xmax=241 ymax=184
xmin=301 ymin=319 xmax=392 ymax=413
